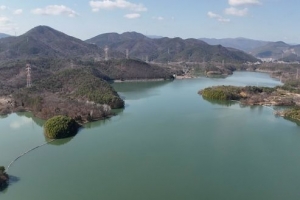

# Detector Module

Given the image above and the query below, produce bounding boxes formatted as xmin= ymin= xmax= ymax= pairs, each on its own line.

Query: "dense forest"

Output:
xmin=44 ymin=115 xmax=80 ymax=139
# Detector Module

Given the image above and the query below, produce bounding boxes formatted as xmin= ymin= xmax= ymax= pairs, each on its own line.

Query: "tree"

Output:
xmin=44 ymin=115 xmax=80 ymax=139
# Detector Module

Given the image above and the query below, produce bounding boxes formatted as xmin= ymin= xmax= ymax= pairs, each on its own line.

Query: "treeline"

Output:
xmin=199 ymin=86 xmax=275 ymax=101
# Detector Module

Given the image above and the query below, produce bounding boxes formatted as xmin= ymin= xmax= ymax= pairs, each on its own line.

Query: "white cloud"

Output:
xmin=0 ymin=5 xmax=7 ymax=10
xmin=10 ymin=117 xmax=32 ymax=129
xmin=32 ymin=5 xmax=78 ymax=17
xmin=218 ymin=18 xmax=231 ymax=23
xmin=225 ymin=7 xmax=248 ymax=16
xmin=153 ymin=16 xmax=164 ymax=21
xmin=0 ymin=16 xmax=10 ymax=24
xmin=13 ymin=9 xmax=23 ymax=15
xmin=0 ymin=16 xmax=17 ymax=33
xmin=228 ymin=0 xmax=261 ymax=6
xmin=208 ymin=11 xmax=230 ymax=23
xmin=89 ymin=0 xmax=147 ymax=12
xmin=208 ymin=11 xmax=220 ymax=18
xmin=0 ymin=16 xmax=17 ymax=32
xmin=124 ymin=13 xmax=140 ymax=19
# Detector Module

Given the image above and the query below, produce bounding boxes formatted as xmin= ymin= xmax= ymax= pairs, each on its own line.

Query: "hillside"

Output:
xmin=86 ymin=32 xmax=259 ymax=64
xmin=79 ymin=59 xmax=174 ymax=81
xmin=0 ymin=33 xmax=10 ymax=39
xmin=0 ymin=26 xmax=174 ymax=79
xmin=0 ymin=67 xmax=125 ymax=121
xmin=0 ymin=57 xmax=174 ymax=121
xmin=250 ymin=41 xmax=300 ymax=61
xmin=0 ymin=26 xmax=178 ymax=122
xmin=199 ymin=37 xmax=269 ymax=52
xmin=0 ymin=26 xmax=102 ymax=63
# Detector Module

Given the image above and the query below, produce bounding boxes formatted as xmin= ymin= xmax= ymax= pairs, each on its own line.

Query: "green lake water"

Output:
xmin=1 ymin=72 xmax=300 ymax=200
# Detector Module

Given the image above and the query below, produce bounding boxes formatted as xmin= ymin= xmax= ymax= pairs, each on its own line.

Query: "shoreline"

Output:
xmin=113 ymin=78 xmax=167 ymax=83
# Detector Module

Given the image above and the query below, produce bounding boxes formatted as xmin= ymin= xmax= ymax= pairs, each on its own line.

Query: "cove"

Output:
xmin=1 ymin=72 xmax=300 ymax=200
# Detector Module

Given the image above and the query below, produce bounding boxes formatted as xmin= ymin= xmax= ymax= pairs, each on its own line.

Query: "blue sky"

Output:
xmin=0 ymin=0 xmax=299 ymax=43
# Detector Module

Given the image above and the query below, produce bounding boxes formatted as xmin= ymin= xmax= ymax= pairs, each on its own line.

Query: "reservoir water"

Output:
xmin=1 ymin=72 xmax=300 ymax=200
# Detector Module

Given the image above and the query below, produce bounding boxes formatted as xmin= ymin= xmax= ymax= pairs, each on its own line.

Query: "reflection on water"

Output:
xmin=202 ymin=96 xmax=238 ymax=107
xmin=113 ymin=80 xmax=172 ymax=100
xmin=48 ymin=137 xmax=74 ymax=146
xmin=84 ymin=118 xmax=110 ymax=129
xmin=16 ymin=112 xmax=44 ymax=127
xmin=0 ymin=175 xmax=20 ymax=193
xmin=0 ymin=113 xmax=46 ymax=167
xmin=9 ymin=117 xmax=32 ymax=129
xmin=0 ymin=115 xmax=8 ymax=119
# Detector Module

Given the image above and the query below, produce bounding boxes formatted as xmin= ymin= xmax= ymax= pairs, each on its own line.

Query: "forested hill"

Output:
xmin=86 ymin=32 xmax=259 ymax=63
xmin=0 ymin=25 xmax=258 ymax=65
xmin=0 ymin=26 xmax=176 ymax=121
xmin=249 ymin=41 xmax=300 ymax=61
xmin=0 ymin=33 xmax=10 ymax=39
xmin=0 ymin=25 xmax=102 ymax=63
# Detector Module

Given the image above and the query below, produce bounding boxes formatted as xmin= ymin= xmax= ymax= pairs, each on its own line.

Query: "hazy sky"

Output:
xmin=0 ymin=0 xmax=299 ymax=43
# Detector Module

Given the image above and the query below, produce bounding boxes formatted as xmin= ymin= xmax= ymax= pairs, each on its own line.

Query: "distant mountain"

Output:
xmin=87 ymin=31 xmax=148 ymax=45
xmin=0 ymin=26 xmax=174 ymax=82
xmin=0 ymin=26 xmax=176 ymax=119
xmin=0 ymin=33 xmax=10 ymax=39
xmin=146 ymin=35 xmax=164 ymax=39
xmin=86 ymin=32 xmax=258 ymax=63
xmin=250 ymin=41 xmax=300 ymax=61
xmin=199 ymin=37 xmax=269 ymax=52
xmin=0 ymin=25 xmax=102 ymax=62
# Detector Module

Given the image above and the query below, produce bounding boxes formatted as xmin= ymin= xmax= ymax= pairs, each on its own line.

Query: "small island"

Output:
xmin=199 ymin=80 xmax=300 ymax=122
xmin=44 ymin=115 xmax=80 ymax=139
xmin=0 ymin=166 xmax=9 ymax=190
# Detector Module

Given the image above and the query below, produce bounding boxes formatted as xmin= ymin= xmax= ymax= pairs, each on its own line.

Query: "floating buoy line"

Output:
xmin=6 ymin=139 xmax=55 ymax=172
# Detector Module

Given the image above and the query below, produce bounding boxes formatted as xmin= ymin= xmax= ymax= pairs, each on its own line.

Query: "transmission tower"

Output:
xmin=104 ymin=46 xmax=109 ymax=61
xmin=26 ymin=64 xmax=32 ymax=87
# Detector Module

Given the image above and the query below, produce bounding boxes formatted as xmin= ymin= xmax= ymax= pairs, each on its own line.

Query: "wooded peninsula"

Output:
xmin=199 ymin=79 xmax=300 ymax=122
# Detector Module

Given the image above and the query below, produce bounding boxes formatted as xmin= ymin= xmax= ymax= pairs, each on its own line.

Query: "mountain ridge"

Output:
xmin=250 ymin=41 xmax=300 ymax=61
xmin=86 ymin=32 xmax=259 ymax=63
xmin=199 ymin=37 xmax=270 ymax=52
xmin=0 ymin=25 xmax=102 ymax=63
